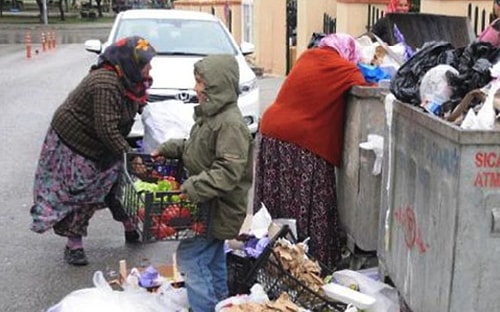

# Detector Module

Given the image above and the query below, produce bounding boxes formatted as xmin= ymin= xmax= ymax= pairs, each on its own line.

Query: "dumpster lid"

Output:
xmin=383 ymin=13 xmax=475 ymax=49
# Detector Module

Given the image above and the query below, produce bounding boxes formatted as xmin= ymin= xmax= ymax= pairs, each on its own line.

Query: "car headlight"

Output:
xmin=239 ymin=78 xmax=258 ymax=96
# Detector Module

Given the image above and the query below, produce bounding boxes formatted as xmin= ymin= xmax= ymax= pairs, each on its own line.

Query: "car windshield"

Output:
xmin=114 ymin=18 xmax=238 ymax=55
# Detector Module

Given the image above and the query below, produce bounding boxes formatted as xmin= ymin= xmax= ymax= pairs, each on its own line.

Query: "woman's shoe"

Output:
xmin=64 ymin=247 xmax=89 ymax=266
xmin=125 ymin=230 xmax=141 ymax=243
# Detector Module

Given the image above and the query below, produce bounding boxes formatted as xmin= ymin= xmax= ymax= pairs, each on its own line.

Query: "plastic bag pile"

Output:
xmin=389 ymin=40 xmax=500 ymax=128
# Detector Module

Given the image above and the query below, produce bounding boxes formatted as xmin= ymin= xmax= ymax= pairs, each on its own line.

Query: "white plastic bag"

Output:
xmin=46 ymin=271 xmax=185 ymax=312
xmin=332 ymin=270 xmax=400 ymax=312
xmin=215 ymin=284 xmax=269 ymax=311
xmin=250 ymin=203 xmax=273 ymax=239
xmin=461 ymin=80 xmax=499 ymax=130
xmin=141 ymin=100 xmax=195 ymax=153
xmin=359 ymin=134 xmax=384 ymax=175
xmin=419 ymin=64 xmax=458 ymax=115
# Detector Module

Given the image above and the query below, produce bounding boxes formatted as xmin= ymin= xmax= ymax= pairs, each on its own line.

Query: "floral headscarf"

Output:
xmin=317 ymin=33 xmax=361 ymax=64
xmin=93 ymin=36 xmax=156 ymax=103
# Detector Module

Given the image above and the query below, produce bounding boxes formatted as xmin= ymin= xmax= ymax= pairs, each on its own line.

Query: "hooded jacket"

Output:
xmin=158 ymin=54 xmax=254 ymax=240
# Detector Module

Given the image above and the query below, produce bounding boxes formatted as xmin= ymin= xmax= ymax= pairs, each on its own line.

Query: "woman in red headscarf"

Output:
xmin=253 ymin=34 xmax=367 ymax=269
xmin=371 ymin=0 xmax=410 ymax=44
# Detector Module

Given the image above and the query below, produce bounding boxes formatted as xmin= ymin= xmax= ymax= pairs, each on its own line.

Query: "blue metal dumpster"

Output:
xmin=378 ymin=97 xmax=500 ymax=311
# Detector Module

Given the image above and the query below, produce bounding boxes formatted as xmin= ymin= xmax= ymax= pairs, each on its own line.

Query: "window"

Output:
xmin=115 ymin=18 xmax=238 ymax=55
xmin=242 ymin=0 xmax=253 ymax=43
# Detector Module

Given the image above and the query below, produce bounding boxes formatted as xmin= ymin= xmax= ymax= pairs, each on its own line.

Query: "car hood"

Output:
xmin=149 ymin=55 xmax=255 ymax=89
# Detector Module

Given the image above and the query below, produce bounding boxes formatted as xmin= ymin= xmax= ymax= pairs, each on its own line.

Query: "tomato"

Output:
xmin=192 ymin=222 xmax=206 ymax=235
xmin=179 ymin=207 xmax=191 ymax=218
xmin=161 ymin=205 xmax=180 ymax=224
xmin=151 ymin=224 xmax=176 ymax=240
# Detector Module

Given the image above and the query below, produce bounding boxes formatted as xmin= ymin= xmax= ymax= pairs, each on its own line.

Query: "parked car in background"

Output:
xmin=84 ymin=9 xmax=260 ymax=140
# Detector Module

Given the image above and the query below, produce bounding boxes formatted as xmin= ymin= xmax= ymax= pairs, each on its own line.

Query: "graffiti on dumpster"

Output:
xmin=474 ymin=152 xmax=500 ymax=188
xmin=406 ymin=130 xmax=459 ymax=176
xmin=394 ymin=206 xmax=427 ymax=254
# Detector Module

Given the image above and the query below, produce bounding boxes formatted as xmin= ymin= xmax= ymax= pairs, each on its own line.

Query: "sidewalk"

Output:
xmin=0 ymin=21 xmax=112 ymax=44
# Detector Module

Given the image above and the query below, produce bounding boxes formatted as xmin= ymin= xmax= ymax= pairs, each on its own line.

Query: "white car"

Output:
xmin=84 ymin=9 xmax=260 ymax=139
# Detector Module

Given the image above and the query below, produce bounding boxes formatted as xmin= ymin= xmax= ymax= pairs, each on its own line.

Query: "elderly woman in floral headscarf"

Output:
xmin=253 ymin=33 xmax=367 ymax=269
xmin=30 ymin=36 xmax=156 ymax=265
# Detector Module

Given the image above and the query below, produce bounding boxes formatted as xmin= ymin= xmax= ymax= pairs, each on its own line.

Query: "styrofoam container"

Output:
xmin=322 ymin=283 xmax=376 ymax=309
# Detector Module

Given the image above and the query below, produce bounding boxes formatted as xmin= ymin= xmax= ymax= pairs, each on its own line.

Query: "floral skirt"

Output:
xmin=30 ymin=128 xmax=122 ymax=237
xmin=253 ymin=135 xmax=342 ymax=269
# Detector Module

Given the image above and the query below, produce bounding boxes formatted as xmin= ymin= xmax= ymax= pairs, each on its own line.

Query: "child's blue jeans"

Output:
xmin=177 ymin=236 xmax=228 ymax=312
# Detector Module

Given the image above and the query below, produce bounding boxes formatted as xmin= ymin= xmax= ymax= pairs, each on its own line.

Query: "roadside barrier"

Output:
xmin=41 ymin=31 xmax=47 ymax=52
xmin=53 ymin=31 xmax=57 ymax=49
xmin=25 ymin=29 xmax=56 ymax=58
xmin=25 ymin=31 xmax=31 ymax=58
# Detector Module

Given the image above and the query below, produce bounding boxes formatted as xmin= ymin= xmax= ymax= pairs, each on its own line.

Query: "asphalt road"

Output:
xmin=0 ymin=42 xmax=283 ymax=311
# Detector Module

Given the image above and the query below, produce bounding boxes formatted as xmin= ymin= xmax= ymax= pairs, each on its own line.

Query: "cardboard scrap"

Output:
xmin=272 ymin=239 xmax=325 ymax=293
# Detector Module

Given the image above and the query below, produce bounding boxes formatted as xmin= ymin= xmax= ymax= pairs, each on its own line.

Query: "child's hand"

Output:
xmin=131 ymin=156 xmax=147 ymax=178
xmin=179 ymin=192 xmax=189 ymax=201
xmin=150 ymin=149 xmax=165 ymax=162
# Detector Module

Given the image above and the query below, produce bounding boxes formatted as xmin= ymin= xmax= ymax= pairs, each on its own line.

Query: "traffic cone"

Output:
xmin=41 ymin=32 xmax=47 ymax=52
xmin=52 ymin=31 xmax=56 ymax=49
xmin=25 ymin=31 xmax=31 ymax=59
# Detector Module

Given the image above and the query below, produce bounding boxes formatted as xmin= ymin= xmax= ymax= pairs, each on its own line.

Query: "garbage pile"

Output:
xmin=389 ymin=40 xmax=500 ymax=128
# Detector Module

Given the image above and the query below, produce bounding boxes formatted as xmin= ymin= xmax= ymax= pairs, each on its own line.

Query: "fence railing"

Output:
xmin=323 ymin=13 xmax=336 ymax=33
xmin=467 ymin=3 xmax=494 ymax=35
xmin=367 ymin=4 xmax=384 ymax=31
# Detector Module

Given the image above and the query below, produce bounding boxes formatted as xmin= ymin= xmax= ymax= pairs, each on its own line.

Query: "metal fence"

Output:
xmin=323 ymin=12 xmax=336 ymax=33
xmin=367 ymin=4 xmax=384 ymax=32
xmin=467 ymin=3 xmax=494 ymax=36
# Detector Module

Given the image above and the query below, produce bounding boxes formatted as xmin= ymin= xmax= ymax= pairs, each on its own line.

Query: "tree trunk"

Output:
xmin=35 ymin=0 xmax=44 ymax=23
xmin=96 ymin=0 xmax=102 ymax=17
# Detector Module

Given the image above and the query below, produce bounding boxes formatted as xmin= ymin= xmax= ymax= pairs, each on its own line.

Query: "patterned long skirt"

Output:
xmin=253 ymin=135 xmax=342 ymax=269
xmin=30 ymin=128 xmax=122 ymax=237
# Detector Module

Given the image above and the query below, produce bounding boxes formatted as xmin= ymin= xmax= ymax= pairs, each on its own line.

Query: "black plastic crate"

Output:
xmin=226 ymin=225 xmax=296 ymax=296
xmin=121 ymin=152 xmax=210 ymax=242
xmin=253 ymin=250 xmax=346 ymax=312
xmin=226 ymin=251 xmax=256 ymax=296
xmin=236 ymin=227 xmax=347 ymax=312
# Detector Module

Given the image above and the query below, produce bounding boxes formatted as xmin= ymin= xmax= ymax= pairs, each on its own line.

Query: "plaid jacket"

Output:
xmin=51 ymin=69 xmax=138 ymax=161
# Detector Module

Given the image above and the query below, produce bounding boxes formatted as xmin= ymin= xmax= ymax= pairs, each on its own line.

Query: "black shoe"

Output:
xmin=125 ymin=230 xmax=141 ymax=243
xmin=64 ymin=247 xmax=89 ymax=266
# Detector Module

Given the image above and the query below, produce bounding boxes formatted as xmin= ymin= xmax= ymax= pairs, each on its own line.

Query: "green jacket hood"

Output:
xmin=194 ymin=54 xmax=240 ymax=117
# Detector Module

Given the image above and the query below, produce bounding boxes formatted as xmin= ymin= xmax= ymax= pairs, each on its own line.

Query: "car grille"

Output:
xmin=148 ymin=93 xmax=199 ymax=104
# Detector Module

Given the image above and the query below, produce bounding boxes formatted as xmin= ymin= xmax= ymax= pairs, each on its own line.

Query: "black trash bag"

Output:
xmin=307 ymin=32 xmax=326 ymax=49
xmin=446 ymin=41 xmax=500 ymax=109
xmin=390 ymin=41 xmax=458 ymax=106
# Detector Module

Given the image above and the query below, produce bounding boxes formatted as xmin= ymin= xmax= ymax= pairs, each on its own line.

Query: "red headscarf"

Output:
xmin=384 ymin=0 xmax=409 ymax=14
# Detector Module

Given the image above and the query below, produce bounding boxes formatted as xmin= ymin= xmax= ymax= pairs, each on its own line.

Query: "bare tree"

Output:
xmin=35 ymin=0 xmax=44 ymax=23
xmin=58 ymin=0 xmax=65 ymax=20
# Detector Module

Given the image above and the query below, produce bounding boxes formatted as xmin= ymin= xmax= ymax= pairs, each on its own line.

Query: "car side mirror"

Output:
xmin=84 ymin=39 xmax=103 ymax=54
xmin=240 ymin=41 xmax=255 ymax=56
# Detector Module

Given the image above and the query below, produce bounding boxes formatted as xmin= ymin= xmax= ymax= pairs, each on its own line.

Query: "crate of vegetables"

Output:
xmin=121 ymin=152 xmax=209 ymax=242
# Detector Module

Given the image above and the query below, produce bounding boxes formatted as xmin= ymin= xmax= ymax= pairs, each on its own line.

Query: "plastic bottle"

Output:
xmin=423 ymin=93 xmax=446 ymax=116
